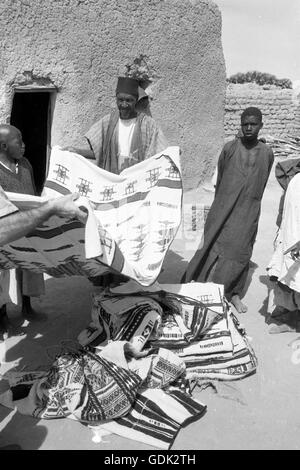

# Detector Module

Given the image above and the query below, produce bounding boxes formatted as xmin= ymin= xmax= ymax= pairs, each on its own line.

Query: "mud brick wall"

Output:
xmin=225 ymin=83 xmax=300 ymax=139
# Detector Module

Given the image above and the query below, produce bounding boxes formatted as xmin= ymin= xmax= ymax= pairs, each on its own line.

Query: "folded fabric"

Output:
xmin=0 ymin=346 xmax=142 ymax=422
xmin=182 ymin=313 xmax=257 ymax=380
xmin=0 ymin=146 xmax=182 ymax=286
xmin=81 ymin=282 xmax=257 ymax=381
xmin=89 ymin=388 xmax=206 ymax=450
xmin=0 ymin=342 xmax=198 ymax=449
xmin=78 ymin=293 xmax=162 ymax=349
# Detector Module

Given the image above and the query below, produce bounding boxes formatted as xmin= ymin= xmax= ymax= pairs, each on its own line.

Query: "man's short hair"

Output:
xmin=241 ymin=107 xmax=263 ymax=122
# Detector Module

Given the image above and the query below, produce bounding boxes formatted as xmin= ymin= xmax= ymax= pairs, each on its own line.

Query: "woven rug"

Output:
xmin=0 ymin=343 xmax=205 ymax=449
xmin=89 ymin=388 xmax=206 ymax=450
xmin=80 ymin=282 xmax=257 ymax=381
xmin=0 ymin=146 xmax=182 ymax=286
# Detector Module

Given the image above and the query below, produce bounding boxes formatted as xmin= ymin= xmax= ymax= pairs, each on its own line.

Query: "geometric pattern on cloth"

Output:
xmin=0 ymin=349 xmax=142 ymax=423
xmin=78 ymin=295 xmax=162 ymax=350
xmin=80 ymin=282 xmax=257 ymax=381
xmin=78 ymin=283 xmax=224 ymax=350
xmin=149 ymin=292 xmax=224 ymax=349
xmin=179 ymin=313 xmax=258 ymax=381
xmin=0 ymin=146 xmax=182 ymax=286
xmin=89 ymin=388 xmax=207 ymax=450
xmin=142 ymin=348 xmax=186 ymax=389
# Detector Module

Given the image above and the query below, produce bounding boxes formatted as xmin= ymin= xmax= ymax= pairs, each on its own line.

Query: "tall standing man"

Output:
xmin=182 ymin=107 xmax=274 ymax=313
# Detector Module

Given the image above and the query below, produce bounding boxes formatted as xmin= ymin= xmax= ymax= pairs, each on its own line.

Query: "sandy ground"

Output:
xmin=1 ymin=163 xmax=300 ymax=451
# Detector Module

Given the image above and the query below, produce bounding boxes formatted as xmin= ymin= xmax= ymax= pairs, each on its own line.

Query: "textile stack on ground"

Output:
xmin=79 ymin=281 xmax=258 ymax=382
xmin=264 ymin=134 xmax=300 ymax=159
xmin=0 ymin=342 xmax=206 ymax=450
xmin=0 ymin=146 xmax=182 ymax=286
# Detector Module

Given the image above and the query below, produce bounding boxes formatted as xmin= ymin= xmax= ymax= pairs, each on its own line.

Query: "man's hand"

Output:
xmin=48 ymin=193 xmax=88 ymax=223
xmin=60 ymin=146 xmax=78 ymax=153
xmin=60 ymin=146 xmax=95 ymax=159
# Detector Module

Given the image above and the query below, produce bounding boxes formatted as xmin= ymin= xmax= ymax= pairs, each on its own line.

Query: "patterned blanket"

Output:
xmin=79 ymin=282 xmax=257 ymax=381
xmin=90 ymin=388 xmax=206 ymax=450
xmin=0 ymin=343 xmax=206 ymax=449
xmin=0 ymin=146 xmax=182 ymax=286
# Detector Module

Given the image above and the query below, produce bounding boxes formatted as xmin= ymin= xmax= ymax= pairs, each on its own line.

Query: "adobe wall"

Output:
xmin=225 ymin=83 xmax=300 ymax=139
xmin=0 ymin=0 xmax=225 ymax=190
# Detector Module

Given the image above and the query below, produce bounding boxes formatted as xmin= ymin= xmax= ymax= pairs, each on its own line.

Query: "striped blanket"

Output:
xmin=89 ymin=388 xmax=206 ymax=450
xmin=80 ymin=282 xmax=257 ymax=381
xmin=0 ymin=146 xmax=182 ymax=286
xmin=0 ymin=343 xmax=205 ymax=449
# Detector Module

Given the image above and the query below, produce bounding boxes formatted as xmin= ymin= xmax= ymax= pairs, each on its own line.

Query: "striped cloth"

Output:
xmin=81 ymin=282 xmax=257 ymax=381
xmin=89 ymin=388 xmax=206 ymax=450
xmin=0 ymin=344 xmax=206 ymax=449
xmin=0 ymin=146 xmax=182 ymax=286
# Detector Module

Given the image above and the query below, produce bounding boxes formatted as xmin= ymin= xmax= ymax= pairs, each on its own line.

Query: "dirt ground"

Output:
xmin=1 ymin=162 xmax=300 ymax=450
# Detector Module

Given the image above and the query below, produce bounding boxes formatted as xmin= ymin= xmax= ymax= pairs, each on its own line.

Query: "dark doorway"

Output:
xmin=10 ymin=90 xmax=54 ymax=195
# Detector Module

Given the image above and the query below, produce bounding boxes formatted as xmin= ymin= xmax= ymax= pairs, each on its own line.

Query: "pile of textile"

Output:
xmin=0 ymin=146 xmax=258 ymax=448
xmin=78 ymin=281 xmax=257 ymax=382
xmin=0 ymin=146 xmax=182 ymax=286
xmin=0 ymin=342 xmax=206 ymax=450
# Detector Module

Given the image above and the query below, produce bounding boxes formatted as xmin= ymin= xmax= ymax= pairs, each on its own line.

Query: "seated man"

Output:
xmin=64 ymin=76 xmax=168 ymax=174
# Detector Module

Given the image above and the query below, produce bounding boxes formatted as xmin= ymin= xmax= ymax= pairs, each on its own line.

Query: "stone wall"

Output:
xmin=0 ymin=0 xmax=226 ymax=190
xmin=225 ymin=83 xmax=300 ymax=139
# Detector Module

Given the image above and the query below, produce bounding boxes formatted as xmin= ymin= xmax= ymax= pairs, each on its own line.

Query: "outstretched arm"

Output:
xmin=61 ymin=146 xmax=95 ymax=159
xmin=0 ymin=193 xmax=87 ymax=246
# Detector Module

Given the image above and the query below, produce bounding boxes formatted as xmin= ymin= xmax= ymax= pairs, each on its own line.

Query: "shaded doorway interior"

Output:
xmin=10 ymin=90 xmax=55 ymax=195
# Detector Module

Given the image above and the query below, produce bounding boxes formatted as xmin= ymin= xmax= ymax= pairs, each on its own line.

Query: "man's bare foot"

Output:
xmin=231 ymin=295 xmax=248 ymax=313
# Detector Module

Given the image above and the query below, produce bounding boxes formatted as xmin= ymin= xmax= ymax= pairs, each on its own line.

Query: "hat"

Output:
xmin=116 ymin=77 xmax=139 ymax=96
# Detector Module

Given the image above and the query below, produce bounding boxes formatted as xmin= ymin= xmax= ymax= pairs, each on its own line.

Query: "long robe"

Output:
xmin=182 ymin=137 xmax=274 ymax=300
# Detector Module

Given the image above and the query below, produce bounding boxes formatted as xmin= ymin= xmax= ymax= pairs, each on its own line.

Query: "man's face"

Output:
xmin=116 ymin=92 xmax=138 ymax=120
xmin=6 ymin=130 xmax=25 ymax=161
xmin=241 ymin=115 xmax=263 ymax=142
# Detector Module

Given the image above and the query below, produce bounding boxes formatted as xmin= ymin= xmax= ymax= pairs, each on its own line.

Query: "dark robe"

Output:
xmin=182 ymin=137 xmax=274 ymax=300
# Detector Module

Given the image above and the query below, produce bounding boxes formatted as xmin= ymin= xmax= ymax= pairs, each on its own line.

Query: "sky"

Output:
xmin=213 ymin=0 xmax=300 ymax=83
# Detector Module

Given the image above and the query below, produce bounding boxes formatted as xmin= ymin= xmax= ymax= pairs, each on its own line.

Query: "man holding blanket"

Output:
xmin=64 ymin=76 xmax=168 ymax=288
xmin=63 ymin=76 xmax=168 ymax=174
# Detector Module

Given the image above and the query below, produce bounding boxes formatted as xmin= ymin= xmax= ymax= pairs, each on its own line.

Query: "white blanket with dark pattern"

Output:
xmin=0 ymin=146 xmax=182 ymax=286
